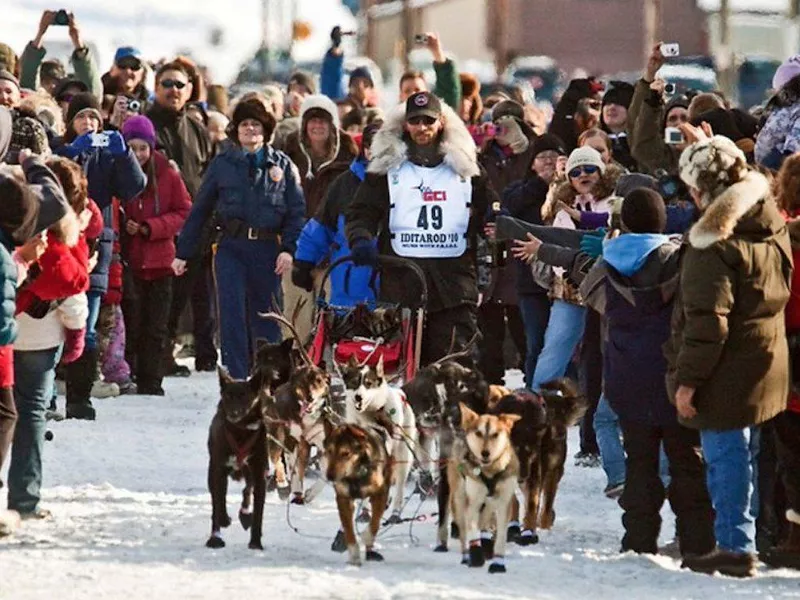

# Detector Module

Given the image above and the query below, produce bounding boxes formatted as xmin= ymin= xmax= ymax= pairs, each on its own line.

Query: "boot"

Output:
xmin=65 ymin=348 xmax=97 ymax=421
xmin=682 ymin=547 xmax=757 ymax=578
xmin=761 ymin=512 xmax=800 ymax=570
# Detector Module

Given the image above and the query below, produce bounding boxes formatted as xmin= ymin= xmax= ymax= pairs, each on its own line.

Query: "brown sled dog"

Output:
xmin=445 ymin=403 xmax=521 ymax=573
xmin=488 ymin=379 xmax=586 ymax=546
xmin=324 ymin=422 xmax=393 ymax=566
xmin=206 ymin=367 xmax=269 ymax=550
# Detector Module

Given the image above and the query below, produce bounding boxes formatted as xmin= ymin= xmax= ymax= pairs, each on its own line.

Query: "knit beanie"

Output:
xmin=8 ymin=116 xmax=50 ymax=161
xmin=620 ymin=188 xmax=667 ymax=234
xmin=491 ymin=100 xmax=525 ymax=123
xmin=66 ymin=92 xmax=103 ymax=125
xmin=122 ymin=115 xmax=157 ymax=148
xmin=566 ymin=146 xmax=606 ymax=175
xmin=614 ymin=173 xmax=658 ymax=198
xmin=602 ymin=81 xmax=634 ymax=109
xmin=663 ymin=94 xmax=690 ymax=129
xmin=288 ymin=70 xmax=317 ymax=95
xmin=679 ymin=135 xmax=747 ymax=203
xmin=231 ymin=98 xmax=277 ymax=141
xmin=531 ymin=133 xmax=567 ymax=158
xmin=348 ymin=66 xmax=374 ymax=88
xmin=0 ymin=70 xmax=19 ymax=91
xmin=773 ymin=55 xmax=800 ymax=91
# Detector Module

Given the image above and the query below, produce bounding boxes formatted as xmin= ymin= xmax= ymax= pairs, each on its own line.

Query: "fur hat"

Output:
xmin=66 ymin=92 xmax=102 ymax=125
xmin=566 ymin=146 xmax=606 ymax=175
xmin=459 ymin=73 xmax=483 ymax=124
xmin=230 ymin=98 xmax=277 ymax=142
xmin=620 ymin=188 xmax=666 ymax=234
xmin=122 ymin=115 xmax=157 ymax=148
xmin=773 ymin=55 xmax=800 ymax=91
xmin=679 ymin=135 xmax=747 ymax=203
xmin=300 ymin=94 xmax=340 ymax=129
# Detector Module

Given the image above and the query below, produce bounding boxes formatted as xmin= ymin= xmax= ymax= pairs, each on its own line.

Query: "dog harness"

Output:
xmin=225 ymin=427 xmax=262 ymax=471
xmin=459 ymin=456 xmax=511 ymax=499
xmin=388 ymin=162 xmax=471 ymax=258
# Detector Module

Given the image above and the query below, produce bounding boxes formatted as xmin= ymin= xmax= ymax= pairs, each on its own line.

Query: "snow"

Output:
xmin=2 ymin=367 xmax=800 ymax=600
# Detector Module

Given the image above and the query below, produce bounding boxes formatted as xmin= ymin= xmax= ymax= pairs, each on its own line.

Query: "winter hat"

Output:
xmin=679 ymin=135 xmax=747 ymax=202
xmin=288 ymin=70 xmax=317 ymax=95
xmin=663 ymin=94 xmax=690 ymax=128
xmin=122 ymin=115 xmax=157 ymax=148
xmin=602 ymin=81 xmax=634 ymax=109
xmin=40 ymin=60 xmax=66 ymax=84
xmin=531 ymin=133 xmax=567 ymax=158
xmin=460 ymin=73 xmax=483 ymax=123
xmin=690 ymin=108 xmax=746 ymax=144
xmin=0 ymin=105 xmax=11 ymax=162
xmin=0 ymin=168 xmax=39 ymax=245
xmin=230 ymin=97 xmax=277 ymax=143
xmin=0 ymin=44 xmax=17 ymax=77
xmin=53 ymin=78 xmax=89 ymax=103
xmin=565 ymin=146 xmax=606 ymax=176
xmin=614 ymin=173 xmax=658 ymax=198
xmin=8 ymin=116 xmax=50 ymax=161
xmin=0 ymin=70 xmax=19 ymax=91
xmin=620 ymin=188 xmax=667 ymax=234
xmin=491 ymin=100 xmax=525 ymax=123
xmin=348 ymin=66 xmax=374 ymax=88
xmin=773 ymin=55 xmax=800 ymax=91
xmin=405 ymin=91 xmax=442 ymax=121
xmin=66 ymin=92 xmax=102 ymax=125
xmin=300 ymin=94 xmax=340 ymax=129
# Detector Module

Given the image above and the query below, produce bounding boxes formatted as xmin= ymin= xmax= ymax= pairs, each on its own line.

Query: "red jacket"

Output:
xmin=124 ymin=151 xmax=191 ymax=278
xmin=16 ymin=237 xmax=90 ymax=315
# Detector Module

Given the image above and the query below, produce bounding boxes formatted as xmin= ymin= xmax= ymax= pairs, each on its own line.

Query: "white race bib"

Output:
xmin=388 ymin=162 xmax=472 ymax=258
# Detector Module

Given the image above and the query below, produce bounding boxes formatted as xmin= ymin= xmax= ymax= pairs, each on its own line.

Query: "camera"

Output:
xmin=90 ymin=132 xmax=110 ymax=148
xmin=414 ymin=34 xmax=430 ymax=45
xmin=664 ymin=82 xmax=676 ymax=96
xmin=664 ymin=127 xmax=685 ymax=145
xmin=660 ymin=43 xmax=680 ymax=58
xmin=54 ymin=9 xmax=69 ymax=26
xmin=655 ymin=169 xmax=687 ymax=202
xmin=127 ymin=99 xmax=141 ymax=113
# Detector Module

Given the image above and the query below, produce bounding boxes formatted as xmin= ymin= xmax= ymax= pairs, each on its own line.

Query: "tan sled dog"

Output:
xmin=447 ymin=403 xmax=520 ymax=573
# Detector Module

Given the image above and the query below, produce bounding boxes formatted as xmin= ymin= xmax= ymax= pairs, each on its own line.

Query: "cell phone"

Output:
xmin=54 ymin=9 xmax=69 ymax=26
xmin=90 ymin=132 xmax=110 ymax=148
xmin=660 ymin=43 xmax=680 ymax=58
xmin=664 ymin=127 xmax=685 ymax=145
xmin=664 ymin=82 xmax=676 ymax=95
xmin=414 ymin=34 xmax=430 ymax=45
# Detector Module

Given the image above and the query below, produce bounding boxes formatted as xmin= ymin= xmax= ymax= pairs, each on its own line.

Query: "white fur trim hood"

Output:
xmin=688 ymin=170 xmax=771 ymax=250
xmin=367 ymin=102 xmax=480 ymax=179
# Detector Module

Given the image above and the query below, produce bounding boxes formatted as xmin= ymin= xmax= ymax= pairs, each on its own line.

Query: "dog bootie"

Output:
xmin=517 ymin=529 xmax=539 ymax=546
xmin=507 ymin=522 xmax=521 ymax=543
xmin=480 ymin=531 xmax=495 ymax=558
xmin=239 ymin=509 xmax=252 ymax=530
xmin=365 ymin=548 xmax=384 ymax=561
xmin=206 ymin=531 xmax=225 ymax=549
xmin=488 ymin=557 xmax=506 ymax=574
xmin=331 ymin=530 xmax=347 ymax=553
xmin=468 ymin=541 xmax=485 ymax=567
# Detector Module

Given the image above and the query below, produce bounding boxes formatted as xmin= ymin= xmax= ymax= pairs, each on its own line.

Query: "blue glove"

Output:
xmin=106 ymin=131 xmax=127 ymax=156
xmin=69 ymin=132 xmax=95 ymax=153
xmin=579 ymin=229 xmax=606 ymax=259
xmin=350 ymin=238 xmax=378 ymax=267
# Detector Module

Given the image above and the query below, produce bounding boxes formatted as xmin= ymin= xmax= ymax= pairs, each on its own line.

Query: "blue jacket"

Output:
xmin=0 ymin=232 xmax=17 ymax=346
xmin=55 ymin=143 xmax=146 ymax=294
xmin=176 ymin=145 xmax=306 ymax=260
xmin=295 ymin=159 xmax=376 ymax=306
xmin=320 ymin=49 xmax=346 ymax=101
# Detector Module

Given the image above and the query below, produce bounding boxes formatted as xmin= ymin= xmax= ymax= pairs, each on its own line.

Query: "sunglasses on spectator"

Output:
xmin=116 ymin=58 xmax=142 ymax=71
xmin=160 ymin=79 xmax=187 ymax=90
xmin=568 ymin=165 xmax=600 ymax=179
xmin=407 ymin=115 xmax=437 ymax=126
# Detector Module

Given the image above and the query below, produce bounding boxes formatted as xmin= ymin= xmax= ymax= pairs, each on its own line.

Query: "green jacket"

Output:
xmin=629 ymin=79 xmax=679 ymax=176
xmin=664 ymin=171 xmax=792 ymax=431
xmin=433 ymin=58 xmax=461 ymax=111
xmin=19 ymin=42 xmax=102 ymax=100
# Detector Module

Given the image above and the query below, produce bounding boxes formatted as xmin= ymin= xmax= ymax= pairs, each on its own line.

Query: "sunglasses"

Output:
xmin=116 ymin=58 xmax=142 ymax=71
xmin=407 ymin=115 xmax=437 ymax=126
xmin=568 ymin=165 xmax=600 ymax=179
xmin=160 ymin=79 xmax=187 ymax=90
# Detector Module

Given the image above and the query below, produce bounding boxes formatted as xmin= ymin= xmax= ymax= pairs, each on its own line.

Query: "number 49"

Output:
xmin=417 ymin=205 xmax=443 ymax=230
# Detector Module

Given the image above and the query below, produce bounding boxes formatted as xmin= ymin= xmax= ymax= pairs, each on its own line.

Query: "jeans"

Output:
xmin=594 ymin=395 xmax=626 ymax=486
xmin=214 ymin=238 xmax=282 ymax=379
xmin=700 ymin=427 xmax=761 ymax=553
xmin=517 ymin=294 xmax=551 ymax=388
xmin=85 ymin=291 xmax=102 ymax=351
xmin=531 ymin=300 xmax=586 ymax=391
xmin=7 ymin=347 xmax=59 ymax=513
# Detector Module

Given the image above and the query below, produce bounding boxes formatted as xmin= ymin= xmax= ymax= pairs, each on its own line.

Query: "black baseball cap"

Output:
xmin=405 ymin=91 xmax=441 ymax=121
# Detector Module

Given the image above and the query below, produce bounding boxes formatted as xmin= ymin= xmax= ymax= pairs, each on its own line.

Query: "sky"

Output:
xmin=2 ymin=0 xmax=357 ymax=84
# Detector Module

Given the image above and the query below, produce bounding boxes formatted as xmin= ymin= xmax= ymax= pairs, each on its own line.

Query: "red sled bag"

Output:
xmin=334 ymin=338 xmax=402 ymax=373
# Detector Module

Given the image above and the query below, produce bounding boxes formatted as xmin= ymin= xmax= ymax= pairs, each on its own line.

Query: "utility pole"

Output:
xmin=495 ymin=0 xmax=509 ymax=79
xmin=402 ymin=0 xmax=413 ymax=70
xmin=260 ymin=0 xmax=270 ymax=79
xmin=717 ymin=0 xmax=736 ymax=100
xmin=643 ymin=0 xmax=661 ymax=65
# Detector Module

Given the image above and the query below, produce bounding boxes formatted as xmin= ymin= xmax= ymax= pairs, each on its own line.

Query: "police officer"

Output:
xmin=173 ymin=99 xmax=306 ymax=379
xmin=345 ymin=91 xmax=497 ymax=364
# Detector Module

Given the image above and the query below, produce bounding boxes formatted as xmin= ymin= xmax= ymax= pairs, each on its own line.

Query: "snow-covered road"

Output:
xmin=2 ymin=368 xmax=799 ymax=600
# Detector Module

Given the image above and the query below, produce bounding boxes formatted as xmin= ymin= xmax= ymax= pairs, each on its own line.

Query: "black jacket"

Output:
xmin=146 ymin=102 xmax=213 ymax=199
